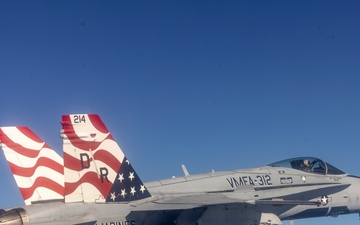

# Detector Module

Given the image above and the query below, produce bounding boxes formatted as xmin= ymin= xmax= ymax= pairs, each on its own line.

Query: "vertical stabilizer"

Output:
xmin=0 ymin=127 xmax=64 ymax=205
xmin=60 ymin=114 xmax=150 ymax=203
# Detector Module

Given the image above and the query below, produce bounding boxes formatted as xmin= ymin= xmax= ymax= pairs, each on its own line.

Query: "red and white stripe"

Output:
xmin=61 ymin=114 xmax=124 ymax=203
xmin=0 ymin=126 xmax=64 ymax=205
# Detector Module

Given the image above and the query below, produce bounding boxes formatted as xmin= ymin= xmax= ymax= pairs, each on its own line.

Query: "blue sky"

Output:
xmin=1 ymin=1 xmax=360 ymax=224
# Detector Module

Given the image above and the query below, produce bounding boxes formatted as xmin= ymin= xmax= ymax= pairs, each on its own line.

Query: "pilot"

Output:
xmin=303 ymin=159 xmax=312 ymax=171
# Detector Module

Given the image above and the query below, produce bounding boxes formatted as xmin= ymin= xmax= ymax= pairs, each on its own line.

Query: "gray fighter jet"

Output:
xmin=0 ymin=114 xmax=359 ymax=225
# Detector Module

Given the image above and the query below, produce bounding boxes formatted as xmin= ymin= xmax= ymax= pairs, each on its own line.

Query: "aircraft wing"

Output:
xmin=132 ymin=193 xmax=240 ymax=210
xmin=132 ymin=183 xmax=350 ymax=211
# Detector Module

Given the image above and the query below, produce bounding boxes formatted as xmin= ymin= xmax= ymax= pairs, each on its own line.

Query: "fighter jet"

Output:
xmin=1 ymin=114 xmax=360 ymax=225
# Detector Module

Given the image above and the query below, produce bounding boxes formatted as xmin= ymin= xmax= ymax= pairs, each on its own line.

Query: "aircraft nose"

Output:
xmin=0 ymin=208 xmax=29 ymax=225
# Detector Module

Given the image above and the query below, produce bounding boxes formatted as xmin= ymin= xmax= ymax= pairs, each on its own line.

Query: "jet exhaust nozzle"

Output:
xmin=0 ymin=208 xmax=29 ymax=225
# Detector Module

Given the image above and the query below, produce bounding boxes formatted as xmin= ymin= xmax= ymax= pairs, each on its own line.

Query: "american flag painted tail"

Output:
xmin=60 ymin=114 xmax=151 ymax=203
xmin=0 ymin=126 xmax=64 ymax=205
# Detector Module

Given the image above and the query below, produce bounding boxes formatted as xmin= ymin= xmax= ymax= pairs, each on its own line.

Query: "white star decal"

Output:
xmin=140 ymin=185 xmax=146 ymax=194
xmin=129 ymin=172 xmax=135 ymax=181
xmin=118 ymin=173 xmax=124 ymax=183
xmin=126 ymin=159 xmax=130 ymax=165
xmin=110 ymin=192 xmax=116 ymax=201
xmin=120 ymin=189 xmax=127 ymax=198
xmin=321 ymin=195 xmax=329 ymax=205
xmin=130 ymin=186 xmax=136 ymax=196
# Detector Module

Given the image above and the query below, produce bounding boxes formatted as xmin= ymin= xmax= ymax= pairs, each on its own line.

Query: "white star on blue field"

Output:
xmin=1 ymin=1 xmax=360 ymax=225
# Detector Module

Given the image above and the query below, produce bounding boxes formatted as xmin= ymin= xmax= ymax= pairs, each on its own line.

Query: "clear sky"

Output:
xmin=1 ymin=1 xmax=360 ymax=224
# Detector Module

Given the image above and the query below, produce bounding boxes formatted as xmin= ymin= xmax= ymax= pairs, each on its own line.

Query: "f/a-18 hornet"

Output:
xmin=1 ymin=114 xmax=360 ymax=225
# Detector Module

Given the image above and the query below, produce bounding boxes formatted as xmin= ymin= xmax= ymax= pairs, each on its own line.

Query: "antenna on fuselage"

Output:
xmin=181 ymin=164 xmax=190 ymax=176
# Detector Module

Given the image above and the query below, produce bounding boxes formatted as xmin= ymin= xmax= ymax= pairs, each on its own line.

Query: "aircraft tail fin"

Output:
xmin=60 ymin=114 xmax=151 ymax=203
xmin=0 ymin=126 xmax=64 ymax=205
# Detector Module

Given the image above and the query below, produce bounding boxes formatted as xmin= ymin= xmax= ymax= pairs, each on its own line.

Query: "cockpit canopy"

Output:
xmin=268 ymin=157 xmax=346 ymax=175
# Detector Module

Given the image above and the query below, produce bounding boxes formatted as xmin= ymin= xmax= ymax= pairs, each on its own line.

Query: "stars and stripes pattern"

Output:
xmin=0 ymin=126 xmax=64 ymax=205
xmin=106 ymin=157 xmax=151 ymax=202
xmin=61 ymin=114 xmax=151 ymax=203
